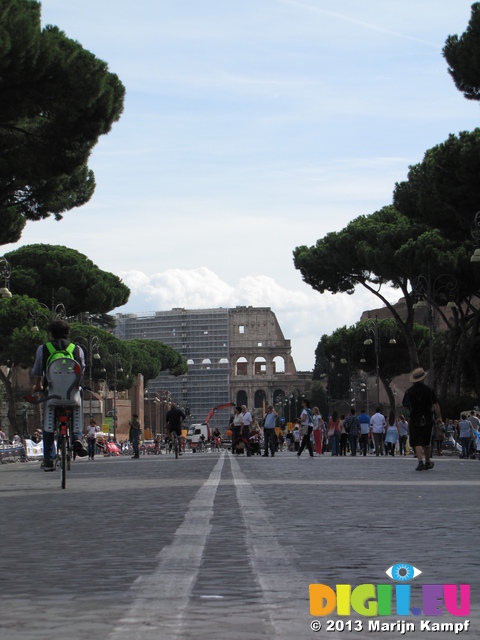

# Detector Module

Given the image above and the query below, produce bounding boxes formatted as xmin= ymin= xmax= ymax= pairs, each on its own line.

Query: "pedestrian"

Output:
xmin=384 ymin=411 xmax=399 ymax=456
xmin=297 ymin=399 xmax=314 ymax=458
xmin=339 ymin=415 xmax=349 ymax=455
xmin=357 ymin=408 xmax=370 ymax=456
xmin=262 ymin=405 xmax=277 ymax=457
xmin=343 ymin=407 xmax=361 ymax=456
xmin=402 ymin=367 xmax=442 ymax=471
xmin=397 ymin=415 xmax=408 ymax=456
xmin=293 ymin=421 xmax=301 ymax=451
xmin=241 ymin=405 xmax=253 ymax=456
xmin=286 ymin=429 xmax=294 ymax=452
xmin=328 ymin=411 xmax=343 ymax=456
xmin=432 ymin=420 xmax=446 ymax=456
xmin=467 ymin=410 xmax=480 ymax=432
xmin=129 ymin=414 xmax=141 ymax=459
xmin=232 ymin=406 xmax=244 ymax=454
xmin=458 ymin=414 xmax=472 ymax=460
xmin=312 ymin=406 xmax=324 ymax=455
xmin=445 ymin=419 xmax=455 ymax=439
xmin=369 ymin=407 xmax=386 ymax=456
xmin=86 ymin=418 xmax=97 ymax=460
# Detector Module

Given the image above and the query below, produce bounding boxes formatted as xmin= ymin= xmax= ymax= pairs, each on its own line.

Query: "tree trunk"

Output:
xmin=0 ymin=368 xmax=19 ymax=439
xmin=379 ymin=373 xmax=396 ymax=414
xmin=437 ymin=328 xmax=461 ymax=405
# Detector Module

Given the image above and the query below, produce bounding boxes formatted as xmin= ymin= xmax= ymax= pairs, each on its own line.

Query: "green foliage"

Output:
xmin=314 ymin=321 xmax=430 ymax=409
xmin=317 ymin=320 xmax=426 ymax=379
xmin=443 ymin=3 xmax=480 ymax=101
xmin=126 ymin=339 xmax=188 ymax=379
xmin=295 ymin=6 xmax=480 ymax=401
xmin=294 ymin=206 xmax=426 ymax=297
xmin=0 ymin=295 xmax=48 ymax=368
xmin=69 ymin=324 xmax=188 ymax=391
xmin=393 ymin=130 xmax=480 ymax=243
xmin=307 ymin=381 xmax=329 ymax=418
xmin=6 ymin=244 xmax=130 ymax=315
xmin=0 ymin=0 xmax=125 ymax=244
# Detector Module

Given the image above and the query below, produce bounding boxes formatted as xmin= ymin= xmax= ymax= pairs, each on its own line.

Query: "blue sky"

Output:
xmin=5 ymin=0 xmax=479 ymax=370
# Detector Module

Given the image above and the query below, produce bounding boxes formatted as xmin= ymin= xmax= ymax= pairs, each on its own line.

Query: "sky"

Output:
xmin=4 ymin=0 xmax=480 ymax=370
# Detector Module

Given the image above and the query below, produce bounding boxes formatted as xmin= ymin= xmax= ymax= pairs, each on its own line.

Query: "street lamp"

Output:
xmin=0 ymin=257 xmax=12 ymax=298
xmin=470 ymin=211 xmax=480 ymax=262
xmin=73 ymin=335 xmax=101 ymax=418
xmin=100 ymin=352 xmax=122 ymax=441
xmin=30 ymin=300 xmax=68 ymax=331
xmin=412 ymin=273 xmax=458 ymax=390
xmin=144 ymin=388 xmax=159 ymax=438
xmin=363 ymin=316 xmax=380 ymax=406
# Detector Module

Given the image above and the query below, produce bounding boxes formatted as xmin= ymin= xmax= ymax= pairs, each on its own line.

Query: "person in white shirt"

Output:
xmin=86 ymin=418 xmax=97 ymax=460
xmin=297 ymin=399 xmax=314 ymax=458
xmin=241 ymin=405 xmax=253 ymax=456
xmin=369 ymin=407 xmax=386 ymax=456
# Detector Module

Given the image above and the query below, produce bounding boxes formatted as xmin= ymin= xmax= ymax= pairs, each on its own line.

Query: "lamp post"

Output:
xmin=144 ymin=388 xmax=159 ymax=438
xmin=470 ymin=211 xmax=480 ymax=262
xmin=363 ymin=316 xmax=380 ymax=406
xmin=100 ymin=353 xmax=122 ymax=441
xmin=0 ymin=257 xmax=12 ymax=298
xmin=73 ymin=335 xmax=101 ymax=418
xmin=30 ymin=299 xmax=68 ymax=332
xmin=413 ymin=273 xmax=458 ymax=390
xmin=359 ymin=376 xmax=370 ymax=416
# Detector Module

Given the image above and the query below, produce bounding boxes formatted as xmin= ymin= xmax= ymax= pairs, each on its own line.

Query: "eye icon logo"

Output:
xmin=386 ymin=563 xmax=422 ymax=582
xmin=310 ymin=563 xmax=470 ymax=618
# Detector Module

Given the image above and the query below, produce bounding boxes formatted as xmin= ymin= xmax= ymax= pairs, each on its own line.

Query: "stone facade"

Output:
xmin=229 ymin=306 xmax=307 ymax=412
xmin=114 ymin=306 xmax=312 ymax=428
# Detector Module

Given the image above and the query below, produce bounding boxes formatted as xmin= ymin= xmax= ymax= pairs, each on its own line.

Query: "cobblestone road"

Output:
xmin=0 ymin=451 xmax=478 ymax=640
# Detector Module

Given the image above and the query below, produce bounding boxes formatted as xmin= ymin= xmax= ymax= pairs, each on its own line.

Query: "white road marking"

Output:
xmin=108 ymin=452 xmax=225 ymax=640
xmin=229 ymin=454 xmax=315 ymax=639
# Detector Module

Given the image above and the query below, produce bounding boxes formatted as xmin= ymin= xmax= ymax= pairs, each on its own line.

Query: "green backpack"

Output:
xmin=45 ymin=342 xmax=76 ymax=367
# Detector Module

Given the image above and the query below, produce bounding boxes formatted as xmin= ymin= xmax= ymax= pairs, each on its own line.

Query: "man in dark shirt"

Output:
xmin=402 ymin=367 xmax=442 ymax=471
xmin=166 ymin=403 xmax=186 ymax=454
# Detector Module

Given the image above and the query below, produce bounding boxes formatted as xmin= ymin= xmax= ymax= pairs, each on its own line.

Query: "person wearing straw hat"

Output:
xmin=402 ymin=367 xmax=442 ymax=471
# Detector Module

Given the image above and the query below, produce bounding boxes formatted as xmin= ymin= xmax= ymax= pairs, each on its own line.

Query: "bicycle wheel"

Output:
xmin=60 ymin=435 xmax=67 ymax=489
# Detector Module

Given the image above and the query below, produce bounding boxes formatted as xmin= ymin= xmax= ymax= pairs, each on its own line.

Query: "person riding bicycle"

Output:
xmin=32 ymin=319 xmax=86 ymax=471
xmin=165 ymin=403 xmax=185 ymax=455
xmin=212 ymin=427 xmax=222 ymax=450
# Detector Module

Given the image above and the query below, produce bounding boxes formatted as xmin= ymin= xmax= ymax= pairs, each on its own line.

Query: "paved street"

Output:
xmin=0 ymin=451 xmax=478 ymax=640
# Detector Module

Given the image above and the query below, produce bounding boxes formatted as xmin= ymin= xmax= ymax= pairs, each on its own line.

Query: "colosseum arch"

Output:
xmin=236 ymin=390 xmax=248 ymax=407
xmin=273 ymin=355 xmax=285 ymax=373
xmin=254 ymin=356 xmax=267 ymax=375
xmin=235 ymin=357 xmax=248 ymax=376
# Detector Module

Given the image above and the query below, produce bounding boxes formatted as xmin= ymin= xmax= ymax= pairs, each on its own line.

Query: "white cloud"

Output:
xmin=116 ymin=268 xmax=401 ymax=371
xmin=4 ymin=0 xmax=475 ymax=372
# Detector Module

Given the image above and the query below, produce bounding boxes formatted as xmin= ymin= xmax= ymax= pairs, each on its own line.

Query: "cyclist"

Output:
xmin=212 ymin=427 xmax=222 ymax=451
xmin=165 ymin=403 xmax=185 ymax=455
xmin=32 ymin=319 xmax=85 ymax=471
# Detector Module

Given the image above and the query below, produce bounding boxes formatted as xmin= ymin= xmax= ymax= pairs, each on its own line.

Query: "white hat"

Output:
xmin=409 ymin=367 xmax=428 ymax=383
